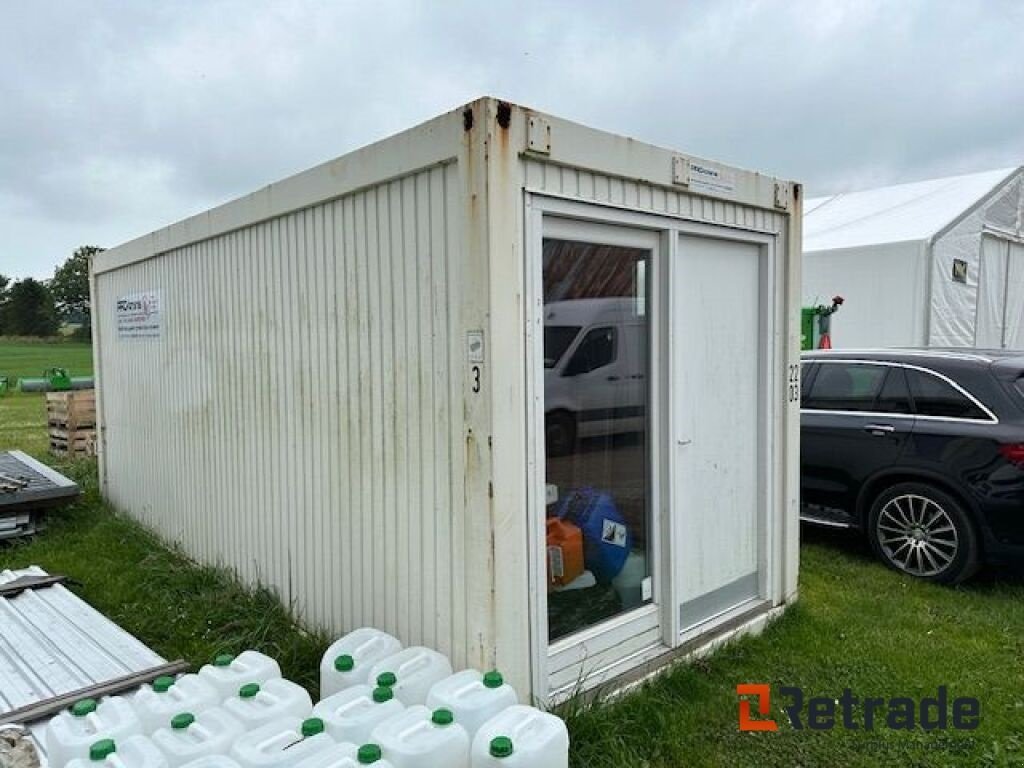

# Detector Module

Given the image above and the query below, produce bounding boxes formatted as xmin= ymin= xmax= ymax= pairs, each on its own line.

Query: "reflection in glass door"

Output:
xmin=543 ymin=238 xmax=652 ymax=642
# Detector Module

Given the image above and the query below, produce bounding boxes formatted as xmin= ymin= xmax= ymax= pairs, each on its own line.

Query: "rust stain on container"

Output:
xmin=496 ymin=102 xmax=512 ymax=130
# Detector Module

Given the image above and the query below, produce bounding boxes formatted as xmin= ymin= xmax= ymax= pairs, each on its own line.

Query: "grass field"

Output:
xmin=0 ymin=337 xmax=94 ymax=382
xmin=1 ymin=341 xmax=1024 ymax=766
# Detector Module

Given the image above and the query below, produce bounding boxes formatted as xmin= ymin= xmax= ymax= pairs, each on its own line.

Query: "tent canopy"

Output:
xmin=805 ymin=167 xmax=1018 ymax=252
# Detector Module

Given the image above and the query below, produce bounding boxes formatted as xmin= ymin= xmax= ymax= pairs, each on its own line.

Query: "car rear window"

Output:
xmin=905 ymin=369 xmax=990 ymax=420
xmin=874 ymin=367 xmax=913 ymax=414
xmin=803 ymin=363 xmax=888 ymax=411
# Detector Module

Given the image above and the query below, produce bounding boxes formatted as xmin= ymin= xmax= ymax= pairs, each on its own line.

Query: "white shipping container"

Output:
xmin=91 ymin=97 xmax=803 ymax=703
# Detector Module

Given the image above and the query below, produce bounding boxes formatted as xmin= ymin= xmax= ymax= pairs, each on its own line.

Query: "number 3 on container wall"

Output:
xmin=788 ymin=363 xmax=800 ymax=403
xmin=467 ymin=330 xmax=485 ymax=394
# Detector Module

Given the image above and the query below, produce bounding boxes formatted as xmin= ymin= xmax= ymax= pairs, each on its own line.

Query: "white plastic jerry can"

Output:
xmin=367 ymin=648 xmax=453 ymax=707
xmin=370 ymin=706 xmax=470 ymax=768
xmin=151 ymin=708 xmax=245 ymax=767
xmin=135 ymin=674 xmax=221 ymax=734
xmin=197 ymin=651 xmax=282 ymax=700
xmin=320 ymin=628 xmax=403 ymax=699
xmin=221 ymin=678 xmax=313 ymax=730
xmin=312 ymin=684 xmax=405 ymax=746
xmin=292 ymin=743 xmax=395 ymax=768
xmin=46 ymin=697 xmax=144 ymax=768
xmin=229 ymin=717 xmax=335 ymax=768
xmin=65 ymin=735 xmax=168 ymax=768
xmin=179 ymin=758 xmax=243 ymax=768
xmin=470 ymin=705 xmax=569 ymax=768
xmin=425 ymin=670 xmax=518 ymax=738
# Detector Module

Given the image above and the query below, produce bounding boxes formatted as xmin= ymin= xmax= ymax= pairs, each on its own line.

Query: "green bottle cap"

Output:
xmin=376 ymin=671 xmax=397 ymax=687
xmin=152 ymin=676 xmax=176 ymax=693
xmin=71 ymin=699 xmax=98 ymax=717
xmin=357 ymin=744 xmax=382 ymax=764
xmin=213 ymin=653 xmax=235 ymax=667
xmin=490 ymin=736 xmax=514 ymax=758
xmin=335 ymin=654 xmax=355 ymax=672
xmin=89 ymin=739 xmax=116 ymax=761
xmin=372 ymin=686 xmax=394 ymax=703
xmin=239 ymin=682 xmax=261 ymax=699
xmin=431 ymin=708 xmax=454 ymax=726
xmin=483 ymin=670 xmax=504 ymax=689
xmin=171 ymin=712 xmax=195 ymax=730
xmin=301 ymin=717 xmax=325 ymax=737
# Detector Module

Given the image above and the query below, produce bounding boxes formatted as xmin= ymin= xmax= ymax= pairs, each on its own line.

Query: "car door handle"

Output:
xmin=864 ymin=424 xmax=896 ymax=435
xmin=606 ymin=375 xmax=621 ymax=382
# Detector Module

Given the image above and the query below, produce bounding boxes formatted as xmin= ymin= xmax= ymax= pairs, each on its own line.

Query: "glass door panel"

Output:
xmin=543 ymin=237 xmax=652 ymax=642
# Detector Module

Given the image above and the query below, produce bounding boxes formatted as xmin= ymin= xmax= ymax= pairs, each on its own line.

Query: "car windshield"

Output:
xmin=1015 ymin=376 xmax=1024 ymax=403
xmin=544 ymin=325 xmax=581 ymax=368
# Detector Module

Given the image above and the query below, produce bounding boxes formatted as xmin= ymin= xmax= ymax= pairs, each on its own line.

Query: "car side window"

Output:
xmin=906 ymin=368 xmax=989 ymax=420
xmin=800 ymin=362 xmax=817 ymax=406
xmin=803 ymin=363 xmax=888 ymax=411
xmin=874 ymin=367 xmax=913 ymax=414
xmin=563 ymin=326 xmax=617 ymax=376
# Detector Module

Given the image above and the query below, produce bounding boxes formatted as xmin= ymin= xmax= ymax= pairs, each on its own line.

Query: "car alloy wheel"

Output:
xmin=875 ymin=493 xmax=959 ymax=578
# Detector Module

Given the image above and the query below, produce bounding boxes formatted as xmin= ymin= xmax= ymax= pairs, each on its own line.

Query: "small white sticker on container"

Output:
xmin=601 ymin=519 xmax=628 ymax=548
xmin=688 ymin=162 xmax=737 ymax=198
xmin=467 ymin=330 xmax=485 ymax=363
xmin=546 ymin=484 xmax=559 ymax=505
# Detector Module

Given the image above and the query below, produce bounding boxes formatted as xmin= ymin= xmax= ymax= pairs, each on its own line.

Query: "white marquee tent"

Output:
xmin=803 ymin=166 xmax=1024 ymax=349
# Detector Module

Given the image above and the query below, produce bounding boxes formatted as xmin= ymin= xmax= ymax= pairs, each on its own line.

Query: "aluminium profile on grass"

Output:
xmin=0 ymin=452 xmax=79 ymax=508
xmin=0 ymin=566 xmax=174 ymax=761
xmin=0 ymin=451 xmax=79 ymax=541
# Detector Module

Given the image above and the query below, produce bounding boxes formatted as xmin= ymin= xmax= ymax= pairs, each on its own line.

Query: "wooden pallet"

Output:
xmin=46 ymin=389 xmax=96 ymax=431
xmin=49 ymin=426 xmax=97 ymax=458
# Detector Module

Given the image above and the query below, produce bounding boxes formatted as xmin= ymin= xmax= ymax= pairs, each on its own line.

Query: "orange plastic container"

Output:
xmin=546 ymin=517 xmax=585 ymax=589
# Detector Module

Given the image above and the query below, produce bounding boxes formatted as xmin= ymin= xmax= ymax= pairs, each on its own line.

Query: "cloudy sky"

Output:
xmin=2 ymin=0 xmax=1023 ymax=279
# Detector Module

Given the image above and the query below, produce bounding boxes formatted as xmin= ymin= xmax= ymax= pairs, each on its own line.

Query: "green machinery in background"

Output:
xmin=801 ymin=296 xmax=844 ymax=350
xmin=17 ymin=368 xmax=94 ymax=393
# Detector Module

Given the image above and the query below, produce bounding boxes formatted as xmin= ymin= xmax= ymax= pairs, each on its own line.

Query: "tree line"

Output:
xmin=0 ymin=245 xmax=102 ymax=339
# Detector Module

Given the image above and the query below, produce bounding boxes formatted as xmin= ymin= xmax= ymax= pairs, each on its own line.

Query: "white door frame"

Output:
xmin=523 ymin=193 xmax=780 ymax=701
xmin=526 ymin=208 xmax=667 ymax=701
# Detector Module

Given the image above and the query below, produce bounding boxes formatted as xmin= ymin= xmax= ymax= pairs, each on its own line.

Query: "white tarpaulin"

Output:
xmin=803 ymin=167 xmax=1024 ymax=349
xmin=1008 ymin=244 xmax=1024 ymax=349
xmin=979 ymin=238 xmax=1024 ymax=348
xmin=977 ymin=235 xmax=1009 ymax=347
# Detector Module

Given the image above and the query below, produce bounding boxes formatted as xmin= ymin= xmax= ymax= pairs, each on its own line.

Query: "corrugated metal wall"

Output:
xmin=523 ymin=158 xmax=787 ymax=236
xmin=94 ymin=162 xmax=478 ymax=663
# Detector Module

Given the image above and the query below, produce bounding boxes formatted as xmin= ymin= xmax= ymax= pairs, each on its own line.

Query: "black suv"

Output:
xmin=801 ymin=349 xmax=1024 ymax=583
